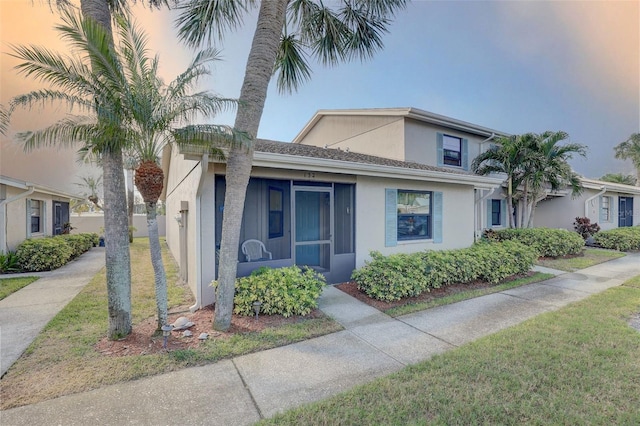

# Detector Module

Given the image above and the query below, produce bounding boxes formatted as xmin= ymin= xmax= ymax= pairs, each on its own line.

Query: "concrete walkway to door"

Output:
xmin=2 ymin=251 xmax=639 ymax=425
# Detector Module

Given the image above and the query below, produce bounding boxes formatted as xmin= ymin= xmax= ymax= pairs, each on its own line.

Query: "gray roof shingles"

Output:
xmin=255 ymin=139 xmax=473 ymax=176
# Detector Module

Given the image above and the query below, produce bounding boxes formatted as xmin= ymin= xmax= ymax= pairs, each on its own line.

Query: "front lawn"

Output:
xmin=536 ymin=247 xmax=625 ymax=272
xmin=0 ymin=276 xmax=39 ymax=301
xmin=263 ymin=275 xmax=640 ymax=424
xmin=0 ymin=238 xmax=341 ymax=410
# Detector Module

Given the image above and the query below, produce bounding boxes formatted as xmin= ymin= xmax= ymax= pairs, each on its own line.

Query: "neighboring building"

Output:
xmin=0 ymin=175 xmax=80 ymax=253
xmin=533 ymin=178 xmax=640 ymax=231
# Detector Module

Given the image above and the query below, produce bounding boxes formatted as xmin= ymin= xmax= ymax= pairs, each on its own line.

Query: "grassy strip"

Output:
xmin=385 ymin=272 xmax=554 ymax=317
xmin=0 ymin=239 xmax=341 ymax=409
xmin=536 ymin=247 xmax=625 ymax=272
xmin=263 ymin=277 xmax=640 ymax=425
xmin=0 ymin=276 xmax=39 ymax=301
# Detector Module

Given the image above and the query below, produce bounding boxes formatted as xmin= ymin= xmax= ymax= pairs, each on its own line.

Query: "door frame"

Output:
xmin=618 ymin=196 xmax=634 ymax=227
xmin=292 ymin=185 xmax=333 ymax=276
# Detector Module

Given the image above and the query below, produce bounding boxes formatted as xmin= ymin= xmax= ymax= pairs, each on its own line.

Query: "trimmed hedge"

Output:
xmin=15 ymin=233 xmax=99 ymax=272
xmin=352 ymin=240 xmax=537 ymax=302
xmin=232 ymin=265 xmax=326 ymax=317
xmin=593 ymin=227 xmax=640 ymax=251
xmin=489 ymin=227 xmax=584 ymax=258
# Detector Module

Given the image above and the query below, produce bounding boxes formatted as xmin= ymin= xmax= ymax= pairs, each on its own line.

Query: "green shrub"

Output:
xmin=351 ymin=251 xmax=429 ymax=302
xmin=491 ymin=228 xmax=584 ymax=257
xmin=353 ymin=241 xmax=537 ymax=301
xmin=16 ymin=238 xmax=73 ymax=272
xmin=0 ymin=251 xmax=21 ymax=273
xmin=232 ymin=266 xmax=326 ymax=317
xmin=58 ymin=234 xmax=92 ymax=258
xmin=594 ymin=227 xmax=640 ymax=251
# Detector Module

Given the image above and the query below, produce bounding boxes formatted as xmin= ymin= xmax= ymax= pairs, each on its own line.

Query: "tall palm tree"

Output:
xmin=176 ymin=0 xmax=408 ymax=331
xmin=6 ymin=5 xmax=132 ymax=338
xmin=113 ymin=12 xmax=241 ymax=329
xmin=600 ymin=173 xmax=637 ymax=186
xmin=614 ymin=133 xmax=640 ymax=183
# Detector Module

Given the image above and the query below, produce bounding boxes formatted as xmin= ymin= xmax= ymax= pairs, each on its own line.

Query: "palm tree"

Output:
xmin=75 ymin=174 xmax=104 ymax=211
xmin=6 ymin=7 xmax=136 ymax=338
xmin=600 ymin=173 xmax=637 ymax=186
xmin=471 ymin=135 xmax=527 ymax=228
xmin=176 ymin=0 xmax=408 ymax=331
xmin=521 ymin=131 xmax=585 ymax=227
xmin=113 ymin=13 xmax=241 ymax=329
xmin=472 ymin=132 xmax=585 ymax=228
xmin=614 ymin=133 xmax=640 ymax=183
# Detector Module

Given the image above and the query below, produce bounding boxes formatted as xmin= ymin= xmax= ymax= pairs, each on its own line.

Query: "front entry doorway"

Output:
xmin=294 ymin=188 xmax=332 ymax=274
xmin=619 ymin=196 xmax=634 ymax=227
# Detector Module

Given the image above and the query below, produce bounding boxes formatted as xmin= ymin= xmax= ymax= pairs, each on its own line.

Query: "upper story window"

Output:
xmin=397 ymin=190 xmax=432 ymax=240
xmin=442 ymin=135 xmax=462 ymax=167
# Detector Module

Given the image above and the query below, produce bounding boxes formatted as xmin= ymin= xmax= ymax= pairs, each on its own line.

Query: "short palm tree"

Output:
xmin=614 ymin=133 xmax=640 ymax=182
xmin=120 ymin=12 xmax=242 ymax=328
xmin=176 ymin=0 xmax=408 ymax=331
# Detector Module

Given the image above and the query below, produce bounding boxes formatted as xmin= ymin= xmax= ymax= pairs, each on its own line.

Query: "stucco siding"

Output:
xmin=297 ymin=115 xmax=406 ymax=161
xmin=354 ymin=175 xmax=475 ymax=269
xmin=403 ymin=119 xmax=488 ymax=168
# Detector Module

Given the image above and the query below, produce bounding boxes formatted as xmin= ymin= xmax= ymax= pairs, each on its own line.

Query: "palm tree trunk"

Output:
xmin=102 ymin=148 xmax=132 ymax=338
xmin=507 ymin=176 xmax=514 ymax=228
xmin=146 ymin=201 xmax=168 ymax=329
xmin=81 ymin=0 xmax=131 ymax=339
xmin=214 ymin=0 xmax=288 ymax=332
xmin=127 ymin=167 xmax=134 ymax=236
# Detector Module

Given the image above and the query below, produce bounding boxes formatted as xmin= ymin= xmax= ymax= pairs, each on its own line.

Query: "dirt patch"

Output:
xmin=95 ymin=306 xmax=324 ymax=357
xmin=336 ymin=272 xmax=536 ymax=312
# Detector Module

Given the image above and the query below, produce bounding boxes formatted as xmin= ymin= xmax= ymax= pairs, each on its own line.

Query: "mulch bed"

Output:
xmin=335 ymin=272 xmax=536 ymax=312
xmin=95 ymin=305 xmax=324 ymax=357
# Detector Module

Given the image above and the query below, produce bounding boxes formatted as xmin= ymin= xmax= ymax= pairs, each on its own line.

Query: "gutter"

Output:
xmin=189 ymin=154 xmax=209 ymax=313
xmin=584 ymin=186 xmax=606 ymax=218
xmin=474 ymin=187 xmax=497 ymax=242
xmin=0 ymin=186 xmax=35 ymax=253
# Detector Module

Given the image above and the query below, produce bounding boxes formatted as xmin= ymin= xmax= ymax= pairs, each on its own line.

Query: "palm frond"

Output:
xmin=275 ymin=33 xmax=312 ymax=94
xmin=16 ymin=116 xmax=98 ymax=152
xmin=176 ymin=0 xmax=251 ymax=48
xmin=340 ymin=2 xmax=388 ymax=61
xmin=173 ymin=124 xmax=251 ymax=158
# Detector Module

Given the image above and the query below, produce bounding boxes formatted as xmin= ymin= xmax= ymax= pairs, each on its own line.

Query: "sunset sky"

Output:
xmin=1 ymin=0 xmax=638 ymax=192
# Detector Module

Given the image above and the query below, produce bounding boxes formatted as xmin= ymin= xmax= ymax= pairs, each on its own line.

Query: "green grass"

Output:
xmin=0 ymin=238 xmax=341 ymax=410
xmin=263 ymin=277 xmax=640 ymax=425
xmin=0 ymin=276 xmax=39 ymax=300
xmin=536 ymin=247 xmax=625 ymax=272
xmin=385 ymin=272 xmax=554 ymax=317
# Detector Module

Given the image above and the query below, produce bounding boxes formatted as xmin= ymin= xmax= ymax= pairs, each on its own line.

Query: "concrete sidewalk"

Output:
xmin=0 ymin=248 xmax=105 ymax=377
xmin=1 ymin=252 xmax=639 ymax=425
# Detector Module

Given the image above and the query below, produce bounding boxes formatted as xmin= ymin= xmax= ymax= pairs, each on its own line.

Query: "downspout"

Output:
xmin=190 ymin=154 xmax=209 ymax=313
xmin=479 ymin=132 xmax=496 ymax=152
xmin=0 ymin=186 xmax=35 ymax=254
xmin=584 ymin=186 xmax=606 ymax=218
xmin=474 ymin=187 xmax=497 ymax=242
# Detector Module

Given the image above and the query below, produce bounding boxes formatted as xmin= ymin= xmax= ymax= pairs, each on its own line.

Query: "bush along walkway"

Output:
xmin=3 ymin=252 xmax=640 ymax=425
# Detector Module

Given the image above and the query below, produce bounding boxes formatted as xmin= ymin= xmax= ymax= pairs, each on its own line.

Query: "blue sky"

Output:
xmin=2 ymin=1 xmax=639 ymax=182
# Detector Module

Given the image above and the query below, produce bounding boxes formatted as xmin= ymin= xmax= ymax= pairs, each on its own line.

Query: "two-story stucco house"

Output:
xmin=162 ymin=107 xmax=506 ymax=310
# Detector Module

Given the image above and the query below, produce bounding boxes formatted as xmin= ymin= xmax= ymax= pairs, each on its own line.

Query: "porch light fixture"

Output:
xmin=161 ymin=324 xmax=174 ymax=349
xmin=252 ymin=301 xmax=262 ymax=319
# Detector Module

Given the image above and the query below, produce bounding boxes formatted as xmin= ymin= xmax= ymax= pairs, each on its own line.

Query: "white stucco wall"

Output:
xmin=533 ymin=190 xmax=640 ymax=231
xmin=354 ymin=175 xmax=476 ymax=269
xmin=2 ymin=186 xmax=72 ymax=252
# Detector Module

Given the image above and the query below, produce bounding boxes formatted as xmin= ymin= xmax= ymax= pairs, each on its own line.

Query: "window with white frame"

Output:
xmin=600 ymin=196 xmax=611 ymax=222
xmin=442 ymin=135 xmax=462 ymax=167
xmin=28 ymin=199 xmax=44 ymax=234
xmin=397 ymin=190 xmax=432 ymax=240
